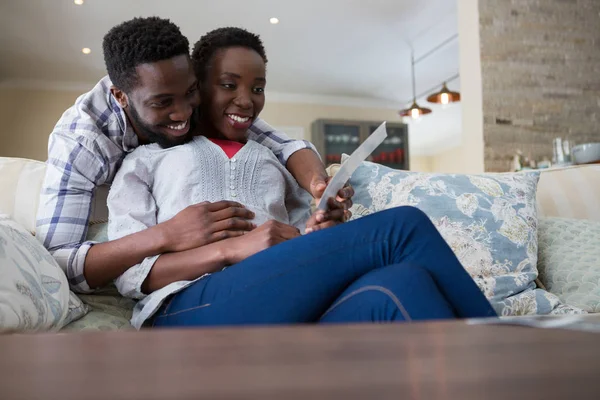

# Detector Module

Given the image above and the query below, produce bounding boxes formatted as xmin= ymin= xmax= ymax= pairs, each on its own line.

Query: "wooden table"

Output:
xmin=1 ymin=321 xmax=599 ymax=400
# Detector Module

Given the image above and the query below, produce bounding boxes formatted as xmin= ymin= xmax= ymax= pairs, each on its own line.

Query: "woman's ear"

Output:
xmin=110 ymin=86 xmax=129 ymax=109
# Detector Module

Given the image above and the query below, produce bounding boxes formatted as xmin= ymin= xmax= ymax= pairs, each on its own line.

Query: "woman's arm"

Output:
xmin=142 ymin=220 xmax=301 ymax=293
xmin=141 ymin=241 xmax=229 ymax=293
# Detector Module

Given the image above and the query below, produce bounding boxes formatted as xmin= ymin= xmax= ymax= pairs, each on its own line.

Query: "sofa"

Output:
xmin=1 ymin=155 xmax=599 ymax=332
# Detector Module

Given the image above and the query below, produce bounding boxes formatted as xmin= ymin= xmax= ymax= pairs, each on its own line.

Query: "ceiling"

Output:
xmin=0 ymin=0 xmax=461 ymax=155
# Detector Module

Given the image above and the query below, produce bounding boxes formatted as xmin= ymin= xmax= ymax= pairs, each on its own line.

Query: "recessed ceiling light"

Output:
xmin=269 ymin=17 xmax=279 ymax=24
xmin=82 ymin=47 xmax=91 ymax=54
xmin=74 ymin=0 xmax=84 ymax=5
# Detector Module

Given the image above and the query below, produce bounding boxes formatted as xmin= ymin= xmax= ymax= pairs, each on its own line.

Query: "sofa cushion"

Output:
xmin=0 ymin=215 xmax=87 ymax=332
xmin=61 ymin=222 xmax=134 ymax=331
xmin=61 ymin=284 xmax=135 ymax=332
xmin=344 ymin=158 xmax=582 ymax=316
xmin=538 ymin=217 xmax=600 ymax=313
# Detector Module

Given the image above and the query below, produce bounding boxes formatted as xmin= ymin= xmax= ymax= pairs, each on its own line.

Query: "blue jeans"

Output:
xmin=152 ymin=206 xmax=497 ymax=327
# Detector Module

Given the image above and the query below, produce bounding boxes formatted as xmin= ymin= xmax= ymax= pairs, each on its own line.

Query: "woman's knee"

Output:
xmin=321 ymin=264 xmax=444 ymax=323
xmin=359 ymin=263 xmax=431 ymax=288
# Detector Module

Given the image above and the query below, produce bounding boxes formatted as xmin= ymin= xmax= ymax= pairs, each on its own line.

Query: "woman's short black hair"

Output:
xmin=191 ymin=27 xmax=268 ymax=82
xmin=103 ymin=16 xmax=190 ymax=92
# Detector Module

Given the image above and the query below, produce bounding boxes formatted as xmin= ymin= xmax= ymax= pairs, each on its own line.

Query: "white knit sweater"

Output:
xmin=107 ymin=135 xmax=312 ymax=328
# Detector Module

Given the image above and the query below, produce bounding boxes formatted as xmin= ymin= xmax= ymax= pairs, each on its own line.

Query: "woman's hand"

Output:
xmin=306 ymin=178 xmax=354 ymax=233
xmin=224 ymin=220 xmax=300 ymax=264
xmin=310 ymin=175 xmax=355 ymax=212
xmin=160 ymin=201 xmax=256 ymax=253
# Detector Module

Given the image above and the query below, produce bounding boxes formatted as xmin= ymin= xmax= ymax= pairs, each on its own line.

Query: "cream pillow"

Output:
xmin=538 ymin=217 xmax=600 ymax=313
xmin=0 ymin=215 xmax=87 ymax=332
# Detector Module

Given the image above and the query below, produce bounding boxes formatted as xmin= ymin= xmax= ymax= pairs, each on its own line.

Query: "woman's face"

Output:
xmin=202 ymin=46 xmax=266 ymax=142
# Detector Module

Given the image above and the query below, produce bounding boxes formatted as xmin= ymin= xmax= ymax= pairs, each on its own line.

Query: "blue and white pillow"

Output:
xmin=344 ymin=158 xmax=583 ymax=316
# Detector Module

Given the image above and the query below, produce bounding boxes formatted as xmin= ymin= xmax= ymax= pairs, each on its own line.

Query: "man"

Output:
xmin=36 ymin=16 xmax=352 ymax=294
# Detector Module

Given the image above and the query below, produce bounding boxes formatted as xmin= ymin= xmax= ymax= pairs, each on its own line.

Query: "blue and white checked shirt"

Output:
xmin=36 ymin=75 xmax=315 ymax=293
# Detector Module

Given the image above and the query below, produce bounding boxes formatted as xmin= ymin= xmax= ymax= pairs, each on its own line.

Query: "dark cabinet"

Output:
xmin=311 ymin=119 xmax=409 ymax=170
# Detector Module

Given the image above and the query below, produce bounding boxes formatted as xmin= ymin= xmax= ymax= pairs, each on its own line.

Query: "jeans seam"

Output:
xmin=321 ymin=285 xmax=412 ymax=321
xmin=161 ymin=296 xmax=175 ymax=315
xmin=155 ymin=303 xmax=213 ymax=319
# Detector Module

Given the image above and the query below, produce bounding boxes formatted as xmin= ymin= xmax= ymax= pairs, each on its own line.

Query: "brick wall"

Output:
xmin=479 ymin=0 xmax=600 ymax=172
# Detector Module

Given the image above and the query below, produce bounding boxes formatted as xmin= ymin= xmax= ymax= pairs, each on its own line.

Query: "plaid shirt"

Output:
xmin=36 ymin=75 xmax=315 ymax=293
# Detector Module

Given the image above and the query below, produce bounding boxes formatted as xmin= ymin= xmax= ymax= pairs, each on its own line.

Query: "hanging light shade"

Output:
xmin=399 ymin=101 xmax=432 ymax=118
xmin=398 ymin=51 xmax=432 ymax=120
xmin=427 ymin=82 xmax=461 ymax=105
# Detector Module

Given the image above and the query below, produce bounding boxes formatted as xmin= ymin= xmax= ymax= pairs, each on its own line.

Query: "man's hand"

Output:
xmin=224 ymin=220 xmax=300 ymax=264
xmin=161 ymin=201 xmax=256 ymax=253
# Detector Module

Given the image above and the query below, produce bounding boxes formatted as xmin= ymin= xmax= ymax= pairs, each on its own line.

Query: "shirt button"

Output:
xmin=231 ymin=193 xmax=237 ymax=197
xmin=231 ymin=158 xmax=237 ymax=163
xmin=231 ymin=166 xmax=236 ymax=171
xmin=230 ymin=185 xmax=235 ymax=190
xmin=230 ymin=175 xmax=235 ymax=180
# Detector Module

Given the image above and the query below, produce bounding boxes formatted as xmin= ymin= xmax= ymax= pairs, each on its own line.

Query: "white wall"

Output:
xmin=0 ymin=87 xmax=437 ymax=170
xmin=450 ymin=0 xmax=485 ymax=173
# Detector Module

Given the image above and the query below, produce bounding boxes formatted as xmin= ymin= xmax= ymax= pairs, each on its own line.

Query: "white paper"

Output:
xmin=317 ymin=121 xmax=388 ymax=211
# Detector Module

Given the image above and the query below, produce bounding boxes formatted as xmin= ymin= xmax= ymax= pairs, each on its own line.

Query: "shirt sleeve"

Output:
xmin=106 ymin=153 xmax=160 ymax=300
xmin=247 ymin=118 xmax=320 ymax=165
xmin=36 ymin=131 xmax=109 ymax=293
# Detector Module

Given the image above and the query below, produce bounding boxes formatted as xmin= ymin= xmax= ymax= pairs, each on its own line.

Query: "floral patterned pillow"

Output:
xmin=0 ymin=215 xmax=87 ymax=332
xmin=345 ymin=159 xmax=583 ymax=316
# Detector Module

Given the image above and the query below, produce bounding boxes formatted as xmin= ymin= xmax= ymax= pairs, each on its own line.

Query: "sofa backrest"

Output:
xmin=0 ymin=157 xmax=47 ymax=234
xmin=326 ymin=163 xmax=600 ymax=222
xmin=0 ymin=157 xmax=109 ymax=234
xmin=536 ymin=165 xmax=600 ymax=221
xmin=1 ymin=156 xmax=599 ymax=234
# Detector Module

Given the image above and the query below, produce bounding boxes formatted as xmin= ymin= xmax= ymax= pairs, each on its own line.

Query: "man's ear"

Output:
xmin=110 ymin=86 xmax=129 ymax=109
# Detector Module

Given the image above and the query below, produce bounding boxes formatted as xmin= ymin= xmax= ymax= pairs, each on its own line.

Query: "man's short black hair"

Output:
xmin=103 ymin=16 xmax=190 ymax=92
xmin=191 ymin=27 xmax=268 ymax=83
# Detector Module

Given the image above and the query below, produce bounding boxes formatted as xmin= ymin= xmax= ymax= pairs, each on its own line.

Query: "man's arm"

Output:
xmin=37 ymin=134 xmax=256 ymax=293
xmin=247 ymin=118 xmax=328 ymax=196
xmin=36 ymin=133 xmax=172 ymax=292
xmin=247 ymin=118 xmax=353 ymax=226
xmin=141 ymin=221 xmax=301 ymax=294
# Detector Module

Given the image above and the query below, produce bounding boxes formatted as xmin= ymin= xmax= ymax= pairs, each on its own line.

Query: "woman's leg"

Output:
xmin=153 ymin=206 xmax=496 ymax=328
xmin=319 ymin=263 xmax=456 ymax=323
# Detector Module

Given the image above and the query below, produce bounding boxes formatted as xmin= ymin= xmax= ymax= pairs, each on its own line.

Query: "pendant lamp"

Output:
xmin=427 ymin=82 xmax=461 ymax=105
xmin=399 ymin=52 xmax=431 ymax=119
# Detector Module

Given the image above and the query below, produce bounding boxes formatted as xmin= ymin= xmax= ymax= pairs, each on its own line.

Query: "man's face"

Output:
xmin=114 ymin=54 xmax=201 ymax=148
xmin=201 ymin=47 xmax=266 ymax=142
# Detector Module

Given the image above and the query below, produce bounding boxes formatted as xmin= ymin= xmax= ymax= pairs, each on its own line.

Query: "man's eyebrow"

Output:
xmin=147 ymin=93 xmax=172 ymax=100
xmin=146 ymin=82 xmax=198 ymax=100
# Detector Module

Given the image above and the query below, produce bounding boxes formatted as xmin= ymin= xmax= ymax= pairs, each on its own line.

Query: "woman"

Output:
xmin=107 ymin=27 xmax=497 ymax=329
